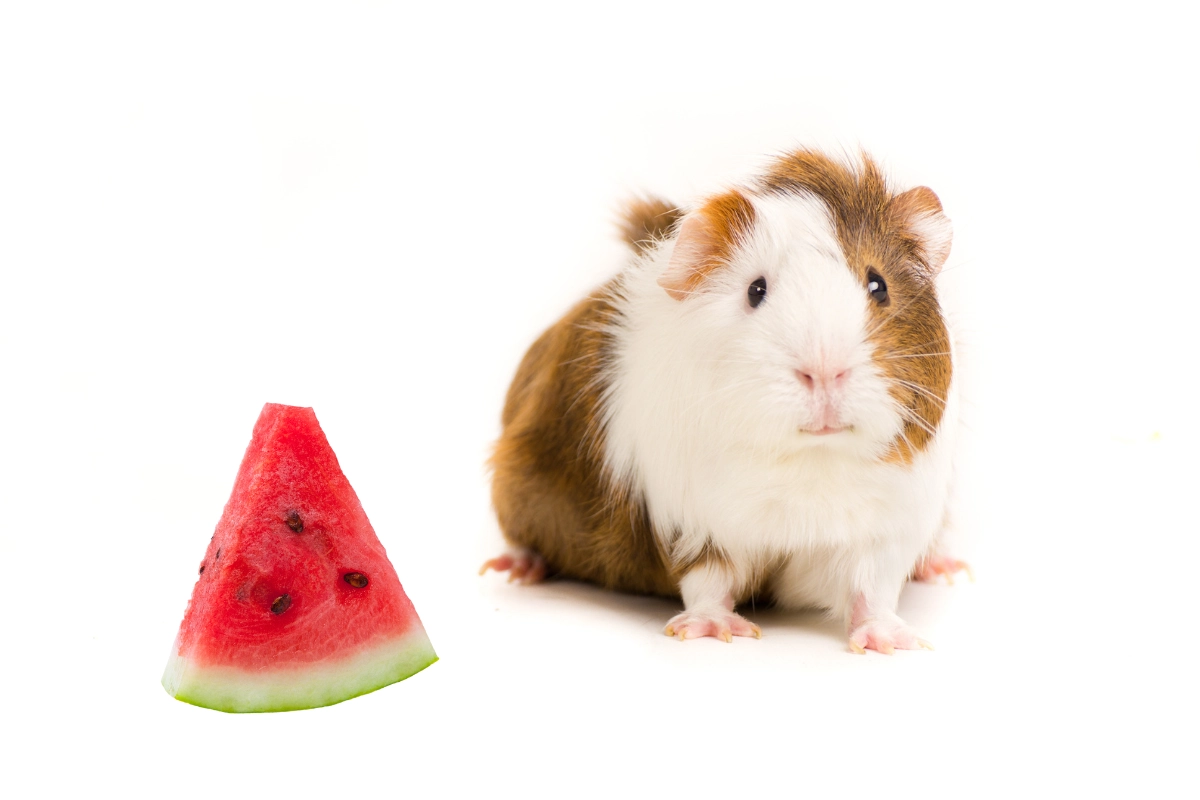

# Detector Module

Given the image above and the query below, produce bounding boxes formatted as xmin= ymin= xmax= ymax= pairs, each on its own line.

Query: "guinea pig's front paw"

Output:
xmin=847 ymin=618 xmax=933 ymax=655
xmin=665 ymin=610 xmax=762 ymax=643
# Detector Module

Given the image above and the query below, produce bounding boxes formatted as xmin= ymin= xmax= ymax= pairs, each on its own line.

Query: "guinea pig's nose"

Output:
xmin=795 ymin=367 xmax=850 ymax=392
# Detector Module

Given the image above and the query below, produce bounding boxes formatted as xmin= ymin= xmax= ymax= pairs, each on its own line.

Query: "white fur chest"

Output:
xmin=604 ymin=359 xmax=958 ymax=572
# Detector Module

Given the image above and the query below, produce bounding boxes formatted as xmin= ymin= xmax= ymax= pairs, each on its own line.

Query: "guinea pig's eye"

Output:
xmin=748 ymin=277 xmax=767 ymax=308
xmin=867 ymin=269 xmax=889 ymax=305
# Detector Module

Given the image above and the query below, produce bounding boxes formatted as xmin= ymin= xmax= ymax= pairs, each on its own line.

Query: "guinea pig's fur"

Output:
xmin=489 ymin=148 xmax=960 ymax=651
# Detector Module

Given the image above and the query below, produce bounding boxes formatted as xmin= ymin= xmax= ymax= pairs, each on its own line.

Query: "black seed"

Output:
xmin=215 ymin=548 xmax=221 ymax=561
xmin=199 ymin=564 xmax=205 ymax=575
xmin=286 ymin=510 xmax=304 ymax=533
xmin=343 ymin=572 xmax=368 ymax=589
xmin=271 ymin=594 xmax=292 ymax=614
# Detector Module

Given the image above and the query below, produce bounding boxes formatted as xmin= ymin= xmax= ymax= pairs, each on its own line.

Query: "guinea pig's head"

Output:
xmin=656 ymin=150 xmax=953 ymax=463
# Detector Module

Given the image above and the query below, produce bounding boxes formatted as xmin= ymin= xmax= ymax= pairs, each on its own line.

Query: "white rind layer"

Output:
xmin=162 ymin=628 xmax=437 ymax=713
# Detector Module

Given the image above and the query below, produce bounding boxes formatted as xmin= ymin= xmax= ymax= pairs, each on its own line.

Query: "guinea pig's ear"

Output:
xmin=658 ymin=214 xmax=718 ymax=301
xmin=658 ymin=190 xmax=756 ymax=302
xmin=891 ymin=186 xmax=953 ymax=274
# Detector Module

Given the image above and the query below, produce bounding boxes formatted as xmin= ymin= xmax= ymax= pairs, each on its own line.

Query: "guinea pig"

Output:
xmin=483 ymin=148 xmax=967 ymax=653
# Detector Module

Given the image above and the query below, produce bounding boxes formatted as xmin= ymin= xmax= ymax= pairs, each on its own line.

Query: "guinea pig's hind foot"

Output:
xmin=479 ymin=548 xmax=547 ymax=585
xmin=911 ymin=553 xmax=974 ymax=585
xmin=664 ymin=610 xmax=762 ymax=643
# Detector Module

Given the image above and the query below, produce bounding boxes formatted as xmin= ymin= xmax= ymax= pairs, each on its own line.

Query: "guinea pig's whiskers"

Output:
xmin=892 ymin=425 xmax=918 ymax=460
xmin=892 ymin=378 xmax=947 ymax=408
xmin=883 ymin=339 xmax=947 ymax=357
xmin=880 ymin=351 xmax=952 ymax=361
xmin=937 ymin=260 xmax=969 ymax=276
xmin=898 ymin=406 xmax=936 ymax=436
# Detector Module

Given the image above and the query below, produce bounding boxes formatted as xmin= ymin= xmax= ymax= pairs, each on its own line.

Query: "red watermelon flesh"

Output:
xmin=162 ymin=403 xmax=436 ymax=712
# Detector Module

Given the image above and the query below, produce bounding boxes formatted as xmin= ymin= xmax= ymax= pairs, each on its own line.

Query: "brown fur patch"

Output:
xmin=619 ymin=196 xmax=682 ymax=255
xmin=658 ymin=189 xmax=757 ymax=299
xmin=490 ymin=286 xmax=679 ymax=597
xmin=701 ymin=190 xmax=757 ymax=256
xmin=761 ymin=150 xmax=953 ymax=461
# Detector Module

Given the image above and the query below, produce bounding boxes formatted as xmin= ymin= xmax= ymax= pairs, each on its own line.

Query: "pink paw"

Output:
xmin=664 ymin=610 xmax=762 ymax=643
xmin=479 ymin=548 xmax=547 ymax=585
xmin=848 ymin=617 xmax=932 ymax=655
xmin=912 ymin=553 xmax=974 ymax=585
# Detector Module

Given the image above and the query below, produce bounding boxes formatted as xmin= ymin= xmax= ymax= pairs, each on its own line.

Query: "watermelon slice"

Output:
xmin=162 ymin=403 xmax=436 ymax=712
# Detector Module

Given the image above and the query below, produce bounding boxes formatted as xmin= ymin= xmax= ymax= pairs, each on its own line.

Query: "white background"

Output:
xmin=2 ymin=1 xmax=1196 ymax=796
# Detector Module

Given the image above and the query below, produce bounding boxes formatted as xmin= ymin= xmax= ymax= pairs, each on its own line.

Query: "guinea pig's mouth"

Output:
xmin=799 ymin=425 xmax=853 ymax=436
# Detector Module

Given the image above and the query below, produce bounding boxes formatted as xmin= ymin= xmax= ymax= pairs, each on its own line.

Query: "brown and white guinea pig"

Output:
xmin=483 ymin=148 xmax=967 ymax=653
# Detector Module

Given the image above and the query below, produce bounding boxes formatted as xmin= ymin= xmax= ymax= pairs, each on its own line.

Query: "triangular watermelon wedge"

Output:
xmin=163 ymin=404 xmax=436 ymax=712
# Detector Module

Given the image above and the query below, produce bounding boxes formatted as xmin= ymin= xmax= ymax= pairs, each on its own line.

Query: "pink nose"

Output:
xmin=795 ymin=367 xmax=850 ymax=391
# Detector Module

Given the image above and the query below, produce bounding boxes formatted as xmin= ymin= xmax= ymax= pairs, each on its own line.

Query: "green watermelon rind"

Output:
xmin=162 ymin=628 xmax=437 ymax=713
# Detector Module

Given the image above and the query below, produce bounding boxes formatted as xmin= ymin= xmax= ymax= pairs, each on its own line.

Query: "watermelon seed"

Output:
xmin=343 ymin=572 xmax=368 ymax=589
xmin=199 ymin=564 xmax=205 ymax=575
xmin=271 ymin=594 xmax=292 ymax=614
xmin=286 ymin=511 xmax=304 ymax=533
xmin=215 ymin=548 xmax=222 ymax=561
